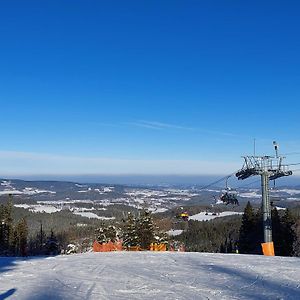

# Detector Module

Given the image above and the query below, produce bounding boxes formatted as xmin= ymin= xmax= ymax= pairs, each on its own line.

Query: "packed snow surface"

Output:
xmin=0 ymin=252 xmax=299 ymax=300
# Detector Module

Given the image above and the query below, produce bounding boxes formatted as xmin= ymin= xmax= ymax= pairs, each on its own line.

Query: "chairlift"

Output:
xmin=219 ymin=176 xmax=239 ymax=206
xmin=269 ymin=180 xmax=282 ymax=203
xmin=175 ymin=207 xmax=189 ymax=221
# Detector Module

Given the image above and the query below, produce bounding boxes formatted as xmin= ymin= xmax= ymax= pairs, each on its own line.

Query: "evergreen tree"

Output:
xmin=154 ymin=230 xmax=169 ymax=245
xmin=45 ymin=230 xmax=60 ymax=255
xmin=137 ymin=210 xmax=155 ymax=249
xmin=95 ymin=226 xmax=107 ymax=244
xmin=0 ymin=199 xmax=14 ymax=255
xmin=292 ymin=219 xmax=300 ymax=256
xmin=271 ymin=207 xmax=282 ymax=255
xmin=239 ymin=201 xmax=262 ymax=254
xmin=281 ymin=209 xmax=297 ymax=256
xmin=95 ymin=224 xmax=119 ymax=244
xmin=11 ymin=218 xmax=28 ymax=256
xmin=122 ymin=213 xmax=139 ymax=248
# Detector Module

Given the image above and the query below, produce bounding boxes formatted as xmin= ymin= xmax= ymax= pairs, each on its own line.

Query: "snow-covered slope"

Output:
xmin=0 ymin=252 xmax=299 ymax=299
xmin=190 ymin=211 xmax=243 ymax=221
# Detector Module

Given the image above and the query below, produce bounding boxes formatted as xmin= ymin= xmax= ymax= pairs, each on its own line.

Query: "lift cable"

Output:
xmin=198 ymin=171 xmax=238 ymax=191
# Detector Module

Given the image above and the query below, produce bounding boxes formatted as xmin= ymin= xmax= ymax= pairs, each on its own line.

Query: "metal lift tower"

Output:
xmin=236 ymin=141 xmax=292 ymax=255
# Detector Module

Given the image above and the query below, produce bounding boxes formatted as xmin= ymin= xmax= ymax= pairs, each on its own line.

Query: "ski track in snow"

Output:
xmin=0 ymin=252 xmax=300 ymax=300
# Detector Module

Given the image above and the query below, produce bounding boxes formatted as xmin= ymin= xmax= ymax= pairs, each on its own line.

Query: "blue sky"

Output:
xmin=0 ymin=1 xmax=300 ymax=177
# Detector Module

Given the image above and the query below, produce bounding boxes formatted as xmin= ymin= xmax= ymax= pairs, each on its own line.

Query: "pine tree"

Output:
xmin=0 ymin=198 xmax=14 ymax=255
xmin=122 ymin=213 xmax=139 ymax=248
xmin=95 ymin=226 xmax=107 ymax=244
xmin=95 ymin=224 xmax=119 ymax=244
xmin=238 ymin=201 xmax=261 ymax=254
xmin=272 ymin=206 xmax=282 ymax=255
xmin=12 ymin=218 xmax=28 ymax=256
xmin=137 ymin=210 xmax=155 ymax=250
xmin=281 ymin=209 xmax=297 ymax=256
xmin=45 ymin=230 xmax=60 ymax=255
xmin=292 ymin=219 xmax=300 ymax=257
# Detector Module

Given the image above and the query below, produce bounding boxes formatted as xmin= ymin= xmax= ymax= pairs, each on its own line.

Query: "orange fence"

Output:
xmin=150 ymin=243 xmax=167 ymax=251
xmin=93 ymin=241 xmax=184 ymax=252
xmin=93 ymin=241 xmax=123 ymax=252
xmin=127 ymin=246 xmax=141 ymax=251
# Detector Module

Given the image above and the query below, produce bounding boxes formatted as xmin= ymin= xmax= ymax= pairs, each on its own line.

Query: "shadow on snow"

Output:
xmin=0 ymin=256 xmax=55 ymax=299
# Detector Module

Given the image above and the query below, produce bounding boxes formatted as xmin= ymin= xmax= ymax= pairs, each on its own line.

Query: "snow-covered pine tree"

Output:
xmin=137 ymin=210 xmax=155 ymax=250
xmin=95 ymin=226 xmax=107 ymax=244
xmin=95 ymin=224 xmax=119 ymax=244
xmin=122 ymin=212 xmax=139 ymax=248
xmin=154 ymin=230 xmax=169 ymax=245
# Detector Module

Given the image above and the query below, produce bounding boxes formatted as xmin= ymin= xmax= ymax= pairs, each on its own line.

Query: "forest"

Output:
xmin=178 ymin=202 xmax=300 ymax=256
xmin=1 ymin=195 xmax=300 ymax=256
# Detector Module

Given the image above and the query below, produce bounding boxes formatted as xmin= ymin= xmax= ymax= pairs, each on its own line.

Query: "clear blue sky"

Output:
xmin=1 ymin=1 xmax=300 ymax=176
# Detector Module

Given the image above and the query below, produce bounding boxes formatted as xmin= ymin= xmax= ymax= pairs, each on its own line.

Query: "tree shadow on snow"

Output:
xmin=0 ymin=288 xmax=17 ymax=300
xmin=199 ymin=263 xmax=300 ymax=299
xmin=0 ymin=256 xmax=51 ymax=300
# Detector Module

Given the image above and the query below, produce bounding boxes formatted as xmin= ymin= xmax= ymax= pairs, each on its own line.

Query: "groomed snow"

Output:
xmin=0 ymin=252 xmax=299 ymax=299
xmin=190 ymin=211 xmax=243 ymax=222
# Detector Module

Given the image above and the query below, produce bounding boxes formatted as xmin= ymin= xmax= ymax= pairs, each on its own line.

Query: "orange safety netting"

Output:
xmin=150 ymin=243 xmax=167 ymax=251
xmin=93 ymin=241 xmax=123 ymax=252
xmin=127 ymin=246 xmax=142 ymax=251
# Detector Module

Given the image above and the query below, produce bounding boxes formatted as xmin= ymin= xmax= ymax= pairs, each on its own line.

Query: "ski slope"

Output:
xmin=190 ymin=211 xmax=242 ymax=222
xmin=0 ymin=252 xmax=299 ymax=299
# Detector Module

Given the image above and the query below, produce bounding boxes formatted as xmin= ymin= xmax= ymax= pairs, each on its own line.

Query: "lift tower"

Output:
xmin=236 ymin=142 xmax=292 ymax=255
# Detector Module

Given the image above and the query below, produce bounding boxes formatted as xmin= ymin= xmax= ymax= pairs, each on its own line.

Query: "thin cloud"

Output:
xmin=128 ymin=120 xmax=245 ymax=138
xmin=127 ymin=120 xmax=196 ymax=131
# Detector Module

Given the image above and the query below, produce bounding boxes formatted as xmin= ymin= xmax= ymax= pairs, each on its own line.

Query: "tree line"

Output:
xmin=177 ymin=201 xmax=300 ymax=256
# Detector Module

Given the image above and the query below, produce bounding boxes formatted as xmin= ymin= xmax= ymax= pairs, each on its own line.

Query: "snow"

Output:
xmin=73 ymin=211 xmax=115 ymax=220
xmin=148 ymin=207 xmax=169 ymax=213
xmin=190 ymin=211 xmax=243 ymax=222
xmin=239 ymin=192 xmax=261 ymax=199
xmin=167 ymin=229 xmax=183 ymax=236
xmin=215 ymin=199 xmax=224 ymax=205
xmin=0 ymin=252 xmax=299 ymax=299
xmin=275 ymin=206 xmax=286 ymax=210
xmin=14 ymin=204 xmax=31 ymax=209
xmin=75 ymin=184 xmax=86 ymax=188
xmin=14 ymin=204 xmax=61 ymax=213
xmin=287 ymin=197 xmax=300 ymax=201
xmin=279 ymin=189 xmax=300 ymax=195
xmin=0 ymin=188 xmax=56 ymax=195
